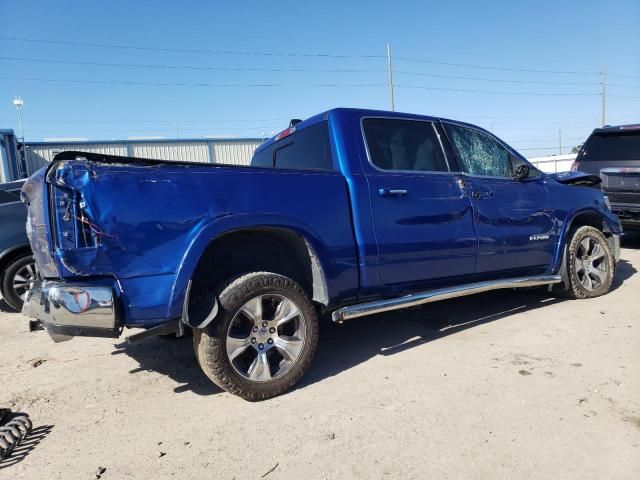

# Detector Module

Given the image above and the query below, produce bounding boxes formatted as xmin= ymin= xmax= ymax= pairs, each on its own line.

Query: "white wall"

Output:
xmin=528 ymin=154 xmax=577 ymax=173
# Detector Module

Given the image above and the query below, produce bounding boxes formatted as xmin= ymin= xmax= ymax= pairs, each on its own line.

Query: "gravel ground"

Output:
xmin=1 ymin=241 xmax=639 ymax=479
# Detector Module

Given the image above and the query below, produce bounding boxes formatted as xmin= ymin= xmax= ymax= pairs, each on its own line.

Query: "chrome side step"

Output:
xmin=331 ymin=275 xmax=562 ymax=323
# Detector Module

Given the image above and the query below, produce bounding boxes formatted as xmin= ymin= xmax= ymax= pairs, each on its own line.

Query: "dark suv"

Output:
xmin=0 ymin=180 xmax=36 ymax=311
xmin=573 ymin=124 xmax=640 ymax=229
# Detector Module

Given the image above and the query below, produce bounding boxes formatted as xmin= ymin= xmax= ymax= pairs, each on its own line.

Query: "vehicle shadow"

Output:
xmin=0 ymin=299 xmax=15 ymax=313
xmin=611 ymin=258 xmax=636 ymax=291
xmin=112 ymin=335 xmax=223 ymax=396
xmin=300 ymin=288 xmax=564 ymax=390
xmin=113 ymin=288 xmax=564 ymax=398
xmin=115 ymin=258 xmax=636 ymax=399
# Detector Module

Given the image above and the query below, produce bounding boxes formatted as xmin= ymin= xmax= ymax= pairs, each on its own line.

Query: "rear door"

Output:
xmin=443 ymin=122 xmax=556 ymax=276
xmin=580 ymin=131 xmax=640 ymax=207
xmin=361 ymin=117 xmax=477 ymax=290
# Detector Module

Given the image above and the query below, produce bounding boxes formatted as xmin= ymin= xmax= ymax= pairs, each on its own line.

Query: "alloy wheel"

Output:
xmin=574 ymin=236 xmax=609 ymax=291
xmin=225 ymin=294 xmax=307 ymax=382
xmin=12 ymin=262 xmax=37 ymax=301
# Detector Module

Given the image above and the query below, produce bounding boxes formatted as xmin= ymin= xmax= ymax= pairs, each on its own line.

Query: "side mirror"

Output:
xmin=513 ymin=163 xmax=529 ymax=180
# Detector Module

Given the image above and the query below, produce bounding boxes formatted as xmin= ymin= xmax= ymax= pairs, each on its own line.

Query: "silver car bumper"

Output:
xmin=22 ymin=280 xmax=120 ymax=342
xmin=608 ymin=234 xmax=621 ymax=263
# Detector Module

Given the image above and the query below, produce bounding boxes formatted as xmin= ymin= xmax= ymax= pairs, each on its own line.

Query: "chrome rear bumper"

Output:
xmin=22 ymin=280 xmax=119 ymax=342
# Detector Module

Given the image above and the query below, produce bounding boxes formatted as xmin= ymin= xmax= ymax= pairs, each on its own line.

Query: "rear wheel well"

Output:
xmin=186 ymin=229 xmax=327 ymax=325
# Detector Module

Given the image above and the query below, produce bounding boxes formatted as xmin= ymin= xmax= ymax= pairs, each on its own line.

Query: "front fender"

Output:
xmin=165 ymin=213 xmax=335 ymax=320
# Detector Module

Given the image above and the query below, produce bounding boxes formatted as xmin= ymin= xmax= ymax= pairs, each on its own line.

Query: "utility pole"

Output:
xmin=600 ymin=64 xmax=606 ymax=127
xmin=13 ymin=96 xmax=25 ymax=140
xmin=558 ymin=128 xmax=562 ymax=155
xmin=386 ymin=43 xmax=395 ymax=112
xmin=12 ymin=96 xmax=26 ymax=178
xmin=174 ymin=122 xmax=180 ymax=139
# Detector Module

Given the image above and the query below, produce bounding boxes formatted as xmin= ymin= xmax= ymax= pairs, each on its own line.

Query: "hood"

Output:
xmin=550 ymin=170 xmax=602 ymax=187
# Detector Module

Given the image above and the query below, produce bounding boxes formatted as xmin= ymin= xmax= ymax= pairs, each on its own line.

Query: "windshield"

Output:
xmin=583 ymin=133 xmax=640 ymax=162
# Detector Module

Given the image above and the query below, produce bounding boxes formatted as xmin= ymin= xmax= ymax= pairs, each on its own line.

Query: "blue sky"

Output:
xmin=0 ymin=0 xmax=638 ymax=156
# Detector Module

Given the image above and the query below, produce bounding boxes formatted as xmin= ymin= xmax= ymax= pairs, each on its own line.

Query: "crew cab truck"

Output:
xmin=22 ymin=108 xmax=621 ymax=401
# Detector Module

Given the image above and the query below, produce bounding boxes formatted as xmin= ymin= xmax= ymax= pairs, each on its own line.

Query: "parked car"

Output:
xmin=572 ymin=124 xmax=640 ymax=229
xmin=0 ymin=180 xmax=36 ymax=312
xmin=22 ymin=108 xmax=621 ymax=400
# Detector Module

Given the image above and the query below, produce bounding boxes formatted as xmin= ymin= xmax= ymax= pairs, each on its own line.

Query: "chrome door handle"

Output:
xmin=471 ymin=191 xmax=494 ymax=200
xmin=379 ymin=188 xmax=408 ymax=197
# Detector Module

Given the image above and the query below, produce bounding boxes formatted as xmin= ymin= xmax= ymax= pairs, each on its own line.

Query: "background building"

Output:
xmin=0 ymin=130 xmax=263 ymax=182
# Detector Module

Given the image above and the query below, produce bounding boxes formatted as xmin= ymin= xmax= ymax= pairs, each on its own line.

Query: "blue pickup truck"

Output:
xmin=22 ymin=108 xmax=621 ymax=400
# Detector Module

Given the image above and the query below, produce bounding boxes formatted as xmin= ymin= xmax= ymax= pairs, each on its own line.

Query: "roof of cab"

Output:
xmin=592 ymin=123 xmax=640 ymax=135
xmin=254 ymin=107 xmax=453 ymax=154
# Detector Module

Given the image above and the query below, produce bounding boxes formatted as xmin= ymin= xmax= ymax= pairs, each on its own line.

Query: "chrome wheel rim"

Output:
xmin=575 ymin=236 xmax=608 ymax=291
xmin=226 ymin=294 xmax=306 ymax=382
xmin=12 ymin=261 xmax=37 ymax=300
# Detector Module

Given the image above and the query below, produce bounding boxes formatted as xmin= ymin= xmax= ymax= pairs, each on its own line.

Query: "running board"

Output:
xmin=331 ymin=275 xmax=562 ymax=323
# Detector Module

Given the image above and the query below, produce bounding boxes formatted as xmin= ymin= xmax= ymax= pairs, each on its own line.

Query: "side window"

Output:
xmin=445 ymin=124 xmax=512 ymax=177
xmin=363 ymin=118 xmax=448 ymax=172
xmin=250 ymin=145 xmax=273 ymax=167
xmin=273 ymin=122 xmax=333 ymax=171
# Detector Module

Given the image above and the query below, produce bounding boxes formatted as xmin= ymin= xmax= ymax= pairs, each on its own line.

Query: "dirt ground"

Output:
xmin=1 ymin=242 xmax=639 ymax=480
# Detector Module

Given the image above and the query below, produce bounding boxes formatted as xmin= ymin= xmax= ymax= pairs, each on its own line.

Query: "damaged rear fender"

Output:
xmin=166 ymin=216 xmax=333 ymax=324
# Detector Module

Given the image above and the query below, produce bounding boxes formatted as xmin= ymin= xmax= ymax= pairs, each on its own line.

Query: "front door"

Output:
xmin=361 ymin=117 xmax=477 ymax=290
xmin=443 ymin=122 xmax=556 ymax=276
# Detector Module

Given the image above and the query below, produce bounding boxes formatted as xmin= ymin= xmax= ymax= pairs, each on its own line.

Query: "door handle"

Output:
xmin=379 ymin=188 xmax=408 ymax=197
xmin=471 ymin=191 xmax=494 ymax=200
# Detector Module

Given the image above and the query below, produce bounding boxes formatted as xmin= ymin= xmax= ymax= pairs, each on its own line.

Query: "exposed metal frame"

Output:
xmin=331 ymin=274 xmax=562 ymax=323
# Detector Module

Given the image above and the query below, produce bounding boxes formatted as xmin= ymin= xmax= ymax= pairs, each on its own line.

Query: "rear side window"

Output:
xmin=444 ymin=123 xmax=511 ymax=177
xmin=363 ymin=118 xmax=448 ymax=172
xmin=583 ymin=133 xmax=640 ymax=162
xmin=273 ymin=122 xmax=333 ymax=171
xmin=251 ymin=145 xmax=273 ymax=167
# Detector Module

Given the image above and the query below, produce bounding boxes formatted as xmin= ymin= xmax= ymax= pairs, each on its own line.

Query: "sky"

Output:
xmin=0 ymin=0 xmax=639 ymax=156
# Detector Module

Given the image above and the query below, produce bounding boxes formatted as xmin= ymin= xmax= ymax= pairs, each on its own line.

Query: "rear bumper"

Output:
xmin=22 ymin=280 xmax=120 ymax=342
xmin=611 ymin=202 xmax=640 ymax=228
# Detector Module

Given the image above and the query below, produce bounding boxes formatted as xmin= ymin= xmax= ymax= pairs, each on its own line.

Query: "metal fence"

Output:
xmin=23 ymin=138 xmax=263 ymax=176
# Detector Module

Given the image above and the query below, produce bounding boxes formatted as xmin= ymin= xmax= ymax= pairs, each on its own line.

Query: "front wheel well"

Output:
xmin=568 ymin=212 xmax=606 ymax=232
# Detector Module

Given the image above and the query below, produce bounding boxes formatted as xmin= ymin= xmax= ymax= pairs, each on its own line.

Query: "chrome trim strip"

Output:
xmin=331 ymin=275 xmax=562 ymax=323
xmin=600 ymin=167 xmax=640 ymax=174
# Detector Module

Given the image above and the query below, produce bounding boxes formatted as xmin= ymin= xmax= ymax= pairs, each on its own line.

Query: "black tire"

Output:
xmin=565 ymin=226 xmax=614 ymax=299
xmin=193 ymin=272 xmax=319 ymax=401
xmin=1 ymin=253 xmax=36 ymax=312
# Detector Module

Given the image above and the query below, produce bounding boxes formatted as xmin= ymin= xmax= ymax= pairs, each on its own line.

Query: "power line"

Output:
xmin=394 ymin=56 xmax=599 ymax=75
xmin=0 ymin=56 xmax=386 ymax=74
xmin=2 ymin=36 xmax=638 ymax=81
xmin=0 ymin=36 xmax=384 ymax=59
xmin=4 ymin=56 xmax=629 ymax=88
xmin=395 ymin=84 xmax=598 ymax=96
xmin=0 ymin=75 xmax=604 ymax=95
xmin=396 ymin=70 xmax=602 ymax=86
